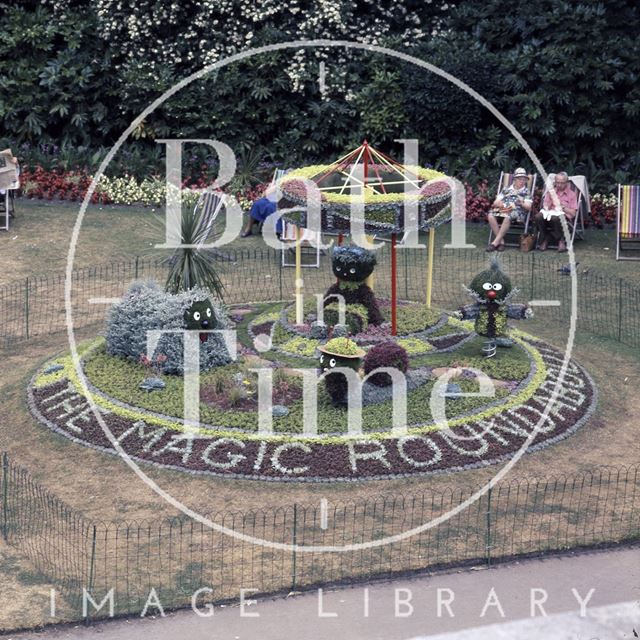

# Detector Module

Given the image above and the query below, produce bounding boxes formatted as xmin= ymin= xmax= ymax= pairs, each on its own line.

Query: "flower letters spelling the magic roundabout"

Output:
xmin=29 ymin=328 xmax=596 ymax=482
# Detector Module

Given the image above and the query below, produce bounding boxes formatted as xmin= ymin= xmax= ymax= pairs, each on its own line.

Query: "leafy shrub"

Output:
xmin=363 ymin=341 xmax=409 ymax=387
xmin=271 ymin=322 xmax=290 ymax=345
xmin=105 ymin=281 xmax=231 ymax=375
xmin=331 ymin=324 xmax=349 ymax=338
xmin=280 ymin=336 xmax=320 ymax=358
xmin=309 ymin=322 xmax=328 ymax=339
xmin=324 ymin=302 xmax=369 ymax=336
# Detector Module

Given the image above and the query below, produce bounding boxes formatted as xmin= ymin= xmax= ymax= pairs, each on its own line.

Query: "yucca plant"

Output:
xmin=164 ymin=205 xmax=225 ymax=299
xmin=230 ymin=145 xmax=267 ymax=191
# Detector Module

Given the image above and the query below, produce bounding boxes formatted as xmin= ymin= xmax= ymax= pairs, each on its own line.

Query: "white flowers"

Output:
xmin=592 ymin=193 xmax=618 ymax=207
xmin=96 ymin=175 xmax=200 ymax=207
xmin=92 ymin=0 xmax=435 ymax=96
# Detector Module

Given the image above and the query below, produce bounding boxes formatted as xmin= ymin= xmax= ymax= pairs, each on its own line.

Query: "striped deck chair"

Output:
xmin=195 ymin=190 xmax=226 ymax=248
xmin=487 ymin=171 xmax=537 ymax=247
xmin=194 ymin=189 xmax=239 ymax=262
xmin=617 ymin=184 xmax=640 ymax=261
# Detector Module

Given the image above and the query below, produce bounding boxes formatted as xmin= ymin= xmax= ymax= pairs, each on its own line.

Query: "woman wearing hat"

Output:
xmin=486 ymin=168 xmax=532 ymax=252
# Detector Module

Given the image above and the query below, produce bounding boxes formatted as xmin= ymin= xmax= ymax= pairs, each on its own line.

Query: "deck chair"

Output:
xmin=538 ymin=176 xmax=586 ymax=250
xmin=194 ymin=189 xmax=238 ymax=262
xmin=0 ymin=187 xmax=17 ymax=232
xmin=0 ymin=162 xmax=19 ymax=232
xmin=616 ymin=184 xmax=640 ymax=261
xmin=487 ymin=171 xmax=537 ymax=247
xmin=276 ymin=168 xmax=323 ymax=268
xmin=195 ymin=190 xmax=225 ymax=246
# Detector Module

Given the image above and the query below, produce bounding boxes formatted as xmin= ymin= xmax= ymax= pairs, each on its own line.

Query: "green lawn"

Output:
xmin=1 ymin=199 xmax=638 ymax=288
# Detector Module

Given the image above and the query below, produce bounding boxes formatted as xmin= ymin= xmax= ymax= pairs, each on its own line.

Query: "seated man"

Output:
xmin=241 ymin=185 xmax=282 ymax=238
xmin=486 ymin=167 xmax=532 ymax=252
xmin=534 ymin=171 xmax=577 ymax=253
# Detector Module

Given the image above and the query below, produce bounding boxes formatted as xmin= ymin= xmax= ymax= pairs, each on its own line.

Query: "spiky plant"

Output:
xmin=230 ymin=145 xmax=267 ymax=191
xmin=164 ymin=205 xmax=225 ymax=299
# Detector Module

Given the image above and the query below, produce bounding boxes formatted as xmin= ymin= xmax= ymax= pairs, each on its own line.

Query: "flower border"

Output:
xmin=27 ymin=339 xmax=597 ymax=482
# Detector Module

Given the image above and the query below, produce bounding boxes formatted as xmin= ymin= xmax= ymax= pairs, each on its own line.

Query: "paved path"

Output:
xmin=13 ymin=546 xmax=640 ymax=640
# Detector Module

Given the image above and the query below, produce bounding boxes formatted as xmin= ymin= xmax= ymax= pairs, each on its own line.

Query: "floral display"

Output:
xmin=14 ymin=164 xmax=619 ymax=227
xmin=324 ymin=246 xmax=384 ymax=327
xmin=29 ymin=337 xmax=597 ymax=481
xmin=105 ymin=282 xmax=230 ymax=375
xmin=279 ymin=163 xmax=452 ymax=233
xmin=318 ymin=337 xmax=366 ymax=406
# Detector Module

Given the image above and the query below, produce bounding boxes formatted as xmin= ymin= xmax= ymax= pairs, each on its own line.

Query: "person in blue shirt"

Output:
xmin=241 ymin=185 xmax=282 ymax=238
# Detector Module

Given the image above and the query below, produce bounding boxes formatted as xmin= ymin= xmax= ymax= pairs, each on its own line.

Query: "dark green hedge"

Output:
xmin=1 ymin=1 xmax=637 ymax=191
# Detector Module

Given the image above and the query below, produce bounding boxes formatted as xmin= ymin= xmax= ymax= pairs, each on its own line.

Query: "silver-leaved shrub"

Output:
xmin=105 ymin=281 xmax=231 ymax=375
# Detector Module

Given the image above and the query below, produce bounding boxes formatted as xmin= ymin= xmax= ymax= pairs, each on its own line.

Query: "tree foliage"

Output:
xmin=0 ymin=0 xmax=638 ymax=190
xmin=445 ymin=0 xmax=640 ymax=188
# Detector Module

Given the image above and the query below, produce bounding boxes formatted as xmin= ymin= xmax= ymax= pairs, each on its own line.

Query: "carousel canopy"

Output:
xmin=277 ymin=140 xmax=452 ymax=235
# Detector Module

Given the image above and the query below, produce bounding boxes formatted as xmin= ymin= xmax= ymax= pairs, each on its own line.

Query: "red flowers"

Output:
xmin=19 ymin=166 xmax=111 ymax=204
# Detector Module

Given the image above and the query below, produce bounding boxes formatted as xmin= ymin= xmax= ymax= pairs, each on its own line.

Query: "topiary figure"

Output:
xmin=363 ymin=341 xmax=409 ymax=387
xmin=106 ymin=281 xmax=231 ymax=375
xmin=184 ymin=298 xmax=216 ymax=343
xmin=323 ymin=246 xmax=384 ymax=326
xmin=457 ymin=257 xmax=533 ymax=356
xmin=317 ymin=337 xmax=365 ymax=407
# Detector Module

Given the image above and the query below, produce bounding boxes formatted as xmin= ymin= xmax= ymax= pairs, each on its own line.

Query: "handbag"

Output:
xmin=519 ymin=233 xmax=536 ymax=253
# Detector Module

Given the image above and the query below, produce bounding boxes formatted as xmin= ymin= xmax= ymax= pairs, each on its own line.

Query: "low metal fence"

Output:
xmin=0 ymin=247 xmax=639 ymax=348
xmin=0 ymin=453 xmax=638 ymax=619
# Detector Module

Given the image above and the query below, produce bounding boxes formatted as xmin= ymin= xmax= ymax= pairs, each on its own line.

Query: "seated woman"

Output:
xmin=486 ymin=167 xmax=532 ymax=252
xmin=241 ymin=185 xmax=282 ymax=238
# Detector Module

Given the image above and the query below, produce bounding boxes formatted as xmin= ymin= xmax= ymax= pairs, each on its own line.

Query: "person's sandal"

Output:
xmin=241 ymin=230 xmax=252 ymax=238
xmin=497 ymin=243 xmax=506 ymax=252
xmin=486 ymin=244 xmax=497 ymax=252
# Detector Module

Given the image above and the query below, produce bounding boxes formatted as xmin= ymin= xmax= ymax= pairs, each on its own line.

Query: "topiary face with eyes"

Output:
xmin=318 ymin=337 xmax=365 ymax=406
xmin=332 ymin=246 xmax=377 ymax=282
xmin=318 ymin=337 xmax=365 ymax=372
xmin=458 ymin=258 xmax=532 ymax=347
xmin=469 ymin=260 xmax=513 ymax=303
xmin=184 ymin=299 xmax=216 ymax=331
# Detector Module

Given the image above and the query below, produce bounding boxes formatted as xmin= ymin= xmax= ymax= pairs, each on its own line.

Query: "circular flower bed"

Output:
xmin=28 ymin=333 xmax=597 ymax=482
xmin=279 ymin=164 xmax=452 ymax=234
